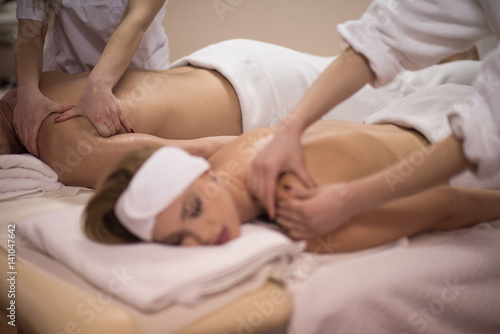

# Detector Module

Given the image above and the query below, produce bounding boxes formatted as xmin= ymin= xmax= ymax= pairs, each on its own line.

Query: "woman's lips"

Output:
xmin=215 ymin=226 xmax=230 ymax=245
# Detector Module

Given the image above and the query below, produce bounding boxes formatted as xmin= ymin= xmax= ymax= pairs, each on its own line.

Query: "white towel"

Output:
xmin=15 ymin=207 xmax=303 ymax=312
xmin=171 ymin=39 xmax=335 ymax=131
xmin=0 ymin=154 xmax=63 ymax=200
xmin=171 ymin=40 xmax=482 ymax=129
xmin=170 ymin=39 xmax=410 ymax=127
xmin=363 ymin=84 xmax=500 ymax=190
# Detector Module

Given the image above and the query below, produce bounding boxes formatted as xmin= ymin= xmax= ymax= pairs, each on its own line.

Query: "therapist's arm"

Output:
xmin=14 ymin=19 xmax=74 ymax=156
xmin=278 ymin=135 xmax=473 ymax=239
xmin=284 ymin=47 xmax=375 ymax=136
xmin=247 ymin=47 xmax=375 ymax=219
xmin=349 ymin=135 xmax=472 ymax=214
xmin=15 ymin=19 xmax=47 ymax=109
xmin=55 ymin=0 xmax=166 ymax=136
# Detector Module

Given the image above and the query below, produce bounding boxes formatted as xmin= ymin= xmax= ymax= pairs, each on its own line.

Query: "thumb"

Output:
xmin=54 ymin=105 xmax=78 ymax=122
xmin=58 ymin=104 xmax=76 ymax=113
xmin=287 ymin=186 xmax=316 ymax=200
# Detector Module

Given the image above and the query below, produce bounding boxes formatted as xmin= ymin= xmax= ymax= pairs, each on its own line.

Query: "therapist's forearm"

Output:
xmin=86 ymin=0 xmax=165 ymax=91
xmin=86 ymin=18 xmax=146 ymax=90
xmin=283 ymin=47 xmax=376 ymax=135
xmin=15 ymin=19 xmax=47 ymax=95
xmin=348 ymin=135 xmax=472 ymax=215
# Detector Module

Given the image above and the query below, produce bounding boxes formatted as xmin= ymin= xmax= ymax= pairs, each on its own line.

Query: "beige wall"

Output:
xmin=163 ymin=0 xmax=371 ymax=62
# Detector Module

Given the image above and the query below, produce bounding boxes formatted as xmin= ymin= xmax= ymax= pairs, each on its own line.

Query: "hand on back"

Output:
xmin=54 ymin=86 xmax=133 ymax=137
xmin=13 ymin=91 xmax=74 ymax=157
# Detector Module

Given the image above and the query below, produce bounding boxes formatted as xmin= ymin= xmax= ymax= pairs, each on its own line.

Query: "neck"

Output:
xmin=220 ymin=172 xmax=263 ymax=222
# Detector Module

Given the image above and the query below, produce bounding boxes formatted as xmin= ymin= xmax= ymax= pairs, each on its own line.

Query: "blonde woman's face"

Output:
xmin=152 ymin=172 xmax=241 ymax=246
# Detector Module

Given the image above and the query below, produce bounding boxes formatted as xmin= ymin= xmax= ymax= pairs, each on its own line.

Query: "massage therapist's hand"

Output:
xmin=54 ymin=84 xmax=133 ymax=137
xmin=13 ymin=90 xmax=75 ymax=157
xmin=276 ymin=182 xmax=352 ymax=240
xmin=247 ymin=126 xmax=316 ymax=219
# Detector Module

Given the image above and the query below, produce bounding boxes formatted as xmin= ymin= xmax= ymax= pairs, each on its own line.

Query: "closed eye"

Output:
xmin=190 ymin=195 xmax=202 ymax=218
xmin=182 ymin=194 xmax=202 ymax=220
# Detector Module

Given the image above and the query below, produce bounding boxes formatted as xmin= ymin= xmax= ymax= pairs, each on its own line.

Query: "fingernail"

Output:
xmin=54 ymin=116 xmax=60 ymax=121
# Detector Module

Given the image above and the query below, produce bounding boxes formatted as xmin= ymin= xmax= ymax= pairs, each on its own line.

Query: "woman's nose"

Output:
xmin=182 ymin=226 xmax=213 ymax=246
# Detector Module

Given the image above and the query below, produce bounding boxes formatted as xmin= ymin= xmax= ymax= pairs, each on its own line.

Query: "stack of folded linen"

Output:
xmin=15 ymin=207 xmax=304 ymax=312
xmin=0 ymin=154 xmax=63 ymax=200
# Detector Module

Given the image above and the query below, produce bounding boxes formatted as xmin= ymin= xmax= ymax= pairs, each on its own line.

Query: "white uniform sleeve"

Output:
xmin=339 ymin=0 xmax=500 ymax=177
xmin=16 ymin=0 xmax=47 ymax=22
xmin=337 ymin=0 xmax=491 ymax=87
xmin=448 ymin=45 xmax=500 ymax=178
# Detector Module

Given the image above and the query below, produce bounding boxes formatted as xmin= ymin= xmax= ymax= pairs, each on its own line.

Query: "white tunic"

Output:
xmin=16 ymin=0 xmax=170 ymax=74
xmin=338 ymin=0 xmax=500 ymax=178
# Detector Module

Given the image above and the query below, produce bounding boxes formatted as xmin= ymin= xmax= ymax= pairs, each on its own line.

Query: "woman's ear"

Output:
xmin=276 ymin=173 xmax=307 ymax=201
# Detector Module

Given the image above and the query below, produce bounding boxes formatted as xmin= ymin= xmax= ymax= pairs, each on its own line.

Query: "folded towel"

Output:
xmin=363 ymin=84 xmax=500 ymax=189
xmin=0 ymin=154 xmax=64 ymax=200
xmin=15 ymin=207 xmax=303 ymax=312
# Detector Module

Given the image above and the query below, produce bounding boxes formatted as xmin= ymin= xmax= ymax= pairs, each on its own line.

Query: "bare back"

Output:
xmin=33 ymin=67 xmax=243 ymax=187
xmin=209 ymin=120 xmax=431 ymax=191
xmin=39 ymin=67 xmax=243 ymax=139
xmin=210 ymin=121 xmax=500 ymax=253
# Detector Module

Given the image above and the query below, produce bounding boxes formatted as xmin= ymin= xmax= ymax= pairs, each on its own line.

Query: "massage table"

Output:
xmin=2 ymin=162 xmax=499 ymax=334
xmin=2 ymin=181 xmax=500 ymax=334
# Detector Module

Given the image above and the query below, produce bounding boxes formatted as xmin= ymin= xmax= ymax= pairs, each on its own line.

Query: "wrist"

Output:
xmin=86 ymin=73 xmax=113 ymax=92
xmin=280 ymin=112 xmax=308 ymax=137
xmin=343 ymin=179 xmax=376 ymax=219
xmin=17 ymin=83 xmax=42 ymax=96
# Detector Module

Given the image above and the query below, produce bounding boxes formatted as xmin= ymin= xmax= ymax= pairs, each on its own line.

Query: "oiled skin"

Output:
xmin=30 ymin=67 xmax=242 ymax=187
xmin=208 ymin=121 xmax=500 ymax=252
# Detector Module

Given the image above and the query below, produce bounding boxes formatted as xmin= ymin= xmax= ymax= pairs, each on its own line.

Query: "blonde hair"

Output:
xmin=84 ymin=147 xmax=158 ymax=244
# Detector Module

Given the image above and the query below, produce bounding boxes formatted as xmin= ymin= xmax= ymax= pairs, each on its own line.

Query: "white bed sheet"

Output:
xmin=288 ymin=220 xmax=500 ymax=334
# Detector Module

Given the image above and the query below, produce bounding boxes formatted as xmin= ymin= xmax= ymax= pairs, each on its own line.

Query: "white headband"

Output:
xmin=114 ymin=147 xmax=210 ymax=241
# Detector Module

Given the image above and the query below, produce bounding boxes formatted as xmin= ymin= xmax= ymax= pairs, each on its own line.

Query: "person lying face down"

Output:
xmin=84 ymin=121 xmax=500 ymax=253
xmin=0 ymin=67 xmax=242 ymax=187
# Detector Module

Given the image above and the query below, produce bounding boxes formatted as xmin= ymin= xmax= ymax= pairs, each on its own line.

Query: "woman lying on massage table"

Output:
xmin=84 ymin=119 xmax=500 ymax=253
xmin=0 ymin=67 xmax=242 ymax=188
